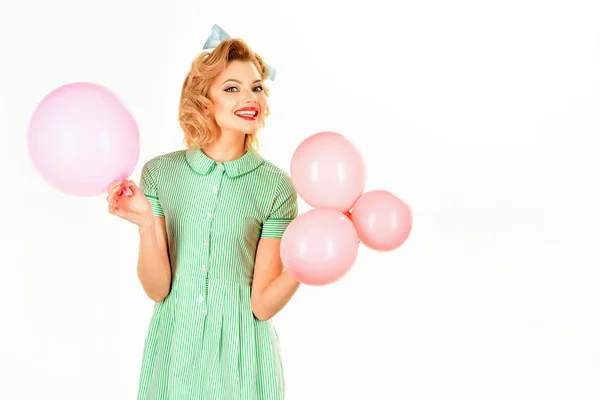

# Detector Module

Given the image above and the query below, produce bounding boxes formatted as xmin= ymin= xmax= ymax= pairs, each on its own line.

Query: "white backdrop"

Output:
xmin=1 ymin=0 xmax=599 ymax=399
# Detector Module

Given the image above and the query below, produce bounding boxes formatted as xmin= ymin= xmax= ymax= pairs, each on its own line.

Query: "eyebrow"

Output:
xmin=222 ymin=79 xmax=263 ymax=85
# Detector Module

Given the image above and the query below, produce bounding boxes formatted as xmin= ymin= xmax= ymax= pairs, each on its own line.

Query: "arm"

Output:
xmin=250 ymin=172 xmax=300 ymax=321
xmin=251 ymin=237 xmax=300 ymax=321
xmin=137 ymin=216 xmax=171 ymax=302
xmin=137 ymin=158 xmax=171 ymax=302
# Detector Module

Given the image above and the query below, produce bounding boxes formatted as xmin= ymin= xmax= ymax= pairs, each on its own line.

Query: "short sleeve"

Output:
xmin=261 ymin=173 xmax=298 ymax=238
xmin=139 ymin=158 xmax=165 ymax=218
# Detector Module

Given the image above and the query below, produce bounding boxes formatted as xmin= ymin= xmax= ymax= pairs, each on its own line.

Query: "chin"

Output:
xmin=236 ymin=122 xmax=259 ymax=131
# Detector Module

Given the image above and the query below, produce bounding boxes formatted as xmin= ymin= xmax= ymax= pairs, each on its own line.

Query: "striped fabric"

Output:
xmin=136 ymin=148 xmax=298 ymax=399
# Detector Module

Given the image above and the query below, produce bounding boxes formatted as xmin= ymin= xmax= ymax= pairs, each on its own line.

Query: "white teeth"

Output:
xmin=236 ymin=110 xmax=256 ymax=116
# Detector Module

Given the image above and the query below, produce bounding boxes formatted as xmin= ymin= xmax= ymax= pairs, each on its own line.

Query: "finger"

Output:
xmin=109 ymin=200 xmax=122 ymax=215
xmin=108 ymin=180 xmax=123 ymax=193
xmin=116 ymin=180 xmax=131 ymax=193
xmin=119 ymin=182 xmax=136 ymax=196
xmin=108 ymin=183 xmax=123 ymax=199
xmin=127 ymin=182 xmax=142 ymax=195
xmin=107 ymin=192 xmax=116 ymax=204
xmin=115 ymin=183 xmax=130 ymax=199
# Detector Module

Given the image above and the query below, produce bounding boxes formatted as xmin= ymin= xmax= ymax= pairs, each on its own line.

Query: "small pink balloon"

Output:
xmin=349 ymin=190 xmax=413 ymax=251
xmin=27 ymin=82 xmax=140 ymax=197
xmin=281 ymin=208 xmax=359 ymax=286
xmin=291 ymin=131 xmax=366 ymax=212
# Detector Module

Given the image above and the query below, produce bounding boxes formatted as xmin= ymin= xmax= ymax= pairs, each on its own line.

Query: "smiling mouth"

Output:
xmin=234 ymin=108 xmax=258 ymax=120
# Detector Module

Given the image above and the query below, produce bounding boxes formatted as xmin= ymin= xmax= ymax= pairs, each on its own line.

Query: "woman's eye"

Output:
xmin=224 ymin=86 xmax=262 ymax=92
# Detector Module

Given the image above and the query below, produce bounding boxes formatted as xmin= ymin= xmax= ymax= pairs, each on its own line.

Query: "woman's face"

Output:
xmin=208 ymin=60 xmax=268 ymax=137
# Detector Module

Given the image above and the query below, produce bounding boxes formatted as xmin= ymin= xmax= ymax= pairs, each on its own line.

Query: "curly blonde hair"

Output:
xmin=178 ymin=38 xmax=272 ymax=152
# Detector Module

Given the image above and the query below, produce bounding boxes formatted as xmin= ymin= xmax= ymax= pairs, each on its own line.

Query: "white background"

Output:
xmin=1 ymin=0 xmax=599 ymax=399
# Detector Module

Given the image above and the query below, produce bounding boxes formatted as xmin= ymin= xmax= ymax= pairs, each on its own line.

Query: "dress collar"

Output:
xmin=185 ymin=148 xmax=265 ymax=178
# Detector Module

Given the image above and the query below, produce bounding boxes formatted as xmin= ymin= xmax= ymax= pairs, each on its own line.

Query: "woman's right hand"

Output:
xmin=106 ymin=180 xmax=154 ymax=227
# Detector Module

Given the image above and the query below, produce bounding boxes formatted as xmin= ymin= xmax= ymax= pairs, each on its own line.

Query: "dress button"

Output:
xmin=217 ymin=163 xmax=223 ymax=170
xmin=201 ymin=265 xmax=206 ymax=272
xmin=213 ymin=185 xmax=218 ymax=192
xmin=207 ymin=212 xmax=212 ymax=219
xmin=203 ymin=240 xmax=208 ymax=246
xmin=199 ymin=295 xmax=204 ymax=302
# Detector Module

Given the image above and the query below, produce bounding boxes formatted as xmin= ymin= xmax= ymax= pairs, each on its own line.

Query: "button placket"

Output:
xmin=199 ymin=163 xmax=226 ymax=308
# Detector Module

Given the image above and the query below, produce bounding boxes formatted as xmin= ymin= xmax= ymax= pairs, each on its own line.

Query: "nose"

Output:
xmin=243 ymin=88 xmax=258 ymax=103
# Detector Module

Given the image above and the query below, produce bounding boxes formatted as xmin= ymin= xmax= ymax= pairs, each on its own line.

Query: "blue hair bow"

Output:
xmin=202 ymin=24 xmax=276 ymax=81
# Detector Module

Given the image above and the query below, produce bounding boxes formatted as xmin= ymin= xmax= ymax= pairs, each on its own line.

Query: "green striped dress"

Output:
xmin=137 ymin=148 xmax=298 ymax=400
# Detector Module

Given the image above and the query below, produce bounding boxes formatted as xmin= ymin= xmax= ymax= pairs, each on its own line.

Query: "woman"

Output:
xmin=106 ymin=36 xmax=300 ymax=399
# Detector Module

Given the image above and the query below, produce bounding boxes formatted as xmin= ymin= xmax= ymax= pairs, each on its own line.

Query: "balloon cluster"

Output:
xmin=280 ymin=132 xmax=413 ymax=286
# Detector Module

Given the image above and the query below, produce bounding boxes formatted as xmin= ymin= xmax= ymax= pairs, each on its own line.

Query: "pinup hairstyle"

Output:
xmin=178 ymin=38 xmax=272 ymax=152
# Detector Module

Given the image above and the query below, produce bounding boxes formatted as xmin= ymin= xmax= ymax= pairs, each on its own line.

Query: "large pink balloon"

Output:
xmin=291 ymin=131 xmax=366 ymax=212
xmin=27 ymin=82 xmax=140 ymax=197
xmin=280 ymin=208 xmax=359 ymax=286
xmin=350 ymin=190 xmax=413 ymax=251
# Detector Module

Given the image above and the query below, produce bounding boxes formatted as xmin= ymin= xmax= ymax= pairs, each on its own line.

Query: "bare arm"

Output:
xmin=251 ymin=237 xmax=301 ymax=321
xmin=137 ymin=217 xmax=171 ymax=302
xmin=108 ymin=173 xmax=171 ymax=303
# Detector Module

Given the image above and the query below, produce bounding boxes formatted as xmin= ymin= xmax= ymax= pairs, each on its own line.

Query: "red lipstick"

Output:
xmin=234 ymin=107 xmax=258 ymax=120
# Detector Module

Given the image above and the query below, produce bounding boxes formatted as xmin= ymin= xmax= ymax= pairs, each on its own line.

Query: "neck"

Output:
xmin=201 ymin=130 xmax=247 ymax=162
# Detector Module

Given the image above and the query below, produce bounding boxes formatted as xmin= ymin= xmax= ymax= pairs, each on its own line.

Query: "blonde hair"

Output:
xmin=178 ymin=38 xmax=272 ymax=152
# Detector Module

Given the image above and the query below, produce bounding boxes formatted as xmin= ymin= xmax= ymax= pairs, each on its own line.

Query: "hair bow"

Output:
xmin=202 ymin=24 xmax=276 ymax=81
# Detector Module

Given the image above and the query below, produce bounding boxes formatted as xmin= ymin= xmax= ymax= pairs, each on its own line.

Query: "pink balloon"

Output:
xmin=27 ymin=82 xmax=140 ymax=197
xmin=281 ymin=208 xmax=359 ymax=286
xmin=349 ymin=190 xmax=413 ymax=251
xmin=291 ymin=131 xmax=366 ymax=212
